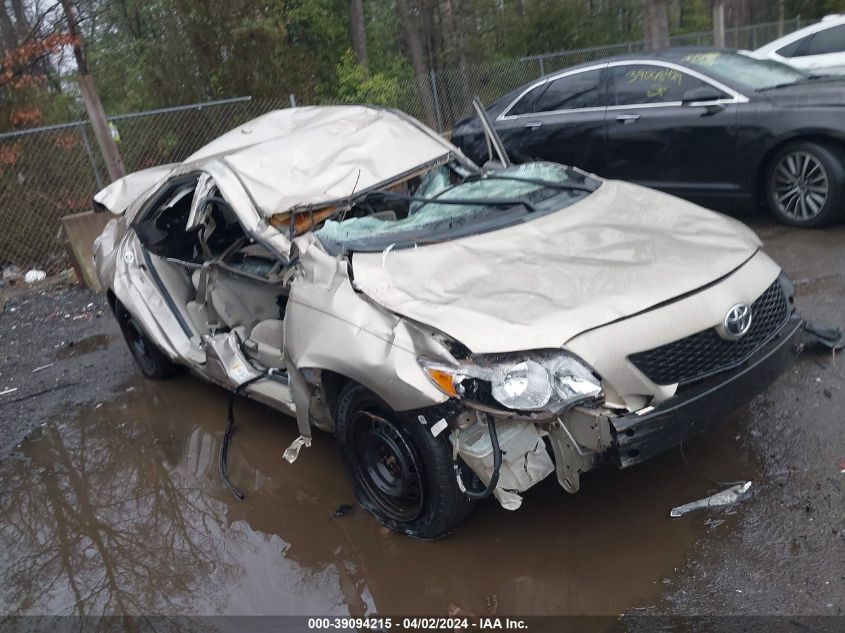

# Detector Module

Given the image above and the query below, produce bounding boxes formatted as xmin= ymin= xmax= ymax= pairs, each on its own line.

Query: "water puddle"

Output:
xmin=56 ymin=334 xmax=112 ymax=359
xmin=0 ymin=375 xmax=759 ymax=616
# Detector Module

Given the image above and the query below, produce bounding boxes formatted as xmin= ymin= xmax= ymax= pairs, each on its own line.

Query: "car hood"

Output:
xmin=350 ymin=180 xmax=762 ymax=354
xmin=758 ymin=80 xmax=845 ymax=107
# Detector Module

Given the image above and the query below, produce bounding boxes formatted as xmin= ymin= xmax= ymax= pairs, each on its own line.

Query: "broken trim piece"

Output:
xmin=669 ymin=481 xmax=752 ymax=517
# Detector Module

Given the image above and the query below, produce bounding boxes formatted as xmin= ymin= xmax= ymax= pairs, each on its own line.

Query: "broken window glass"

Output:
xmin=315 ymin=162 xmax=597 ymax=253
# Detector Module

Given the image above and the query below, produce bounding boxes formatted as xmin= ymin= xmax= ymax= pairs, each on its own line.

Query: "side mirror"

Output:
xmin=681 ymin=86 xmax=727 ymax=105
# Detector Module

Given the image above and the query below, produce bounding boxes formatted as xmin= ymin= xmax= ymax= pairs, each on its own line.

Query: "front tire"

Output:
xmin=765 ymin=141 xmax=845 ymax=227
xmin=113 ymin=300 xmax=179 ymax=379
xmin=335 ymin=383 xmax=473 ymax=539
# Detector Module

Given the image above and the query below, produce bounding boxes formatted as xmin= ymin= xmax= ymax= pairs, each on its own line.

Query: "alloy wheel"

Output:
xmin=772 ymin=151 xmax=829 ymax=222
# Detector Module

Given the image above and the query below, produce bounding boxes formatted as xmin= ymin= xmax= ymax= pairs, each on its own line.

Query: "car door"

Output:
xmin=494 ymin=64 xmax=610 ymax=174
xmin=780 ymin=24 xmax=845 ymax=74
xmin=602 ymin=61 xmax=742 ymax=201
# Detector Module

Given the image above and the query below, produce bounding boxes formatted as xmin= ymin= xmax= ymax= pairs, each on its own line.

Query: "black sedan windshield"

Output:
xmin=670 ymin=51 xmax=810 ymax=91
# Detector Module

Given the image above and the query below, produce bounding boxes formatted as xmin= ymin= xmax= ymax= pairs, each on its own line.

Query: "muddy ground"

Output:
xmin=0 ymin=218 xmax=843 ymax=622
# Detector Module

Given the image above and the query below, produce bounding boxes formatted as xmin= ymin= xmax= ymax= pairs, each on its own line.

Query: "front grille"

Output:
xmin=629 ymin=279 xmax=790 ymax=386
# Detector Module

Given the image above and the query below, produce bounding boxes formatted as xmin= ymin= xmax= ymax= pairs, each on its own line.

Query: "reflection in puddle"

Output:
xmin=0 ymin=375 xmax=759 ymax=616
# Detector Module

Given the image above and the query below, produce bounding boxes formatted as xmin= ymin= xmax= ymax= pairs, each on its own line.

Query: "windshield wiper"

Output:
xmin=465 ymin=174 xmax=597 ymax=192
xmin=364 ymin=190 xmax=538 ymax=213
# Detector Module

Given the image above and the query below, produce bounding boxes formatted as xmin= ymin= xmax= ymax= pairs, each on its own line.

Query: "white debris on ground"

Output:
xmin=670 ymin=481 xmax=753 ymax=518
xmin=24 ymin=270 xmax=47 ymax=284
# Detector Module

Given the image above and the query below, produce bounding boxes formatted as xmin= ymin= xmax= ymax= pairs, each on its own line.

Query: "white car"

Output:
xmin=755 ymin=15 xmax=845 ymax=75
xmin=93 ymin=105 xmax=803 ymax=538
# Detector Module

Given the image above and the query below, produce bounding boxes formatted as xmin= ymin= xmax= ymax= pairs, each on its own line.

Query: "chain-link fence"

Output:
xmin=0 ymin=17 xmax=806 ymax=272
xmin=0 ymin=97 xmax=291 ymax=272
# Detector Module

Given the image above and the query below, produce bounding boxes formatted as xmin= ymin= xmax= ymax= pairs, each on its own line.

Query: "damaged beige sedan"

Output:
xmin=94 ymin=105 xmax=802 ymax=538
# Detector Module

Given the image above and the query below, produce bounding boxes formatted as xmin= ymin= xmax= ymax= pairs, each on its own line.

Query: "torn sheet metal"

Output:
xmin=350 ymin=180 xmax=762 ymax=354
xmin=283 ymin=238 xmax=450 ymax=412
xmin=670 ymin=481 xmax=752 ymax=518
xmin=204 ymin=332 xmax=263 ymax=387
xmin=184 ymin=106 xmax=454 ymax=217
xmin=93 ymin=163 xmax=178 ymax=215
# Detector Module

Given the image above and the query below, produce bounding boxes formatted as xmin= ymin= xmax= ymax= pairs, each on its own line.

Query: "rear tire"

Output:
xmin=113 ymin=300 xmax=180 ymax=379
xmin=765 ymin=141 xmax=845 ymax=227
xmin=335 ymin=383 xmax=473 ymax=539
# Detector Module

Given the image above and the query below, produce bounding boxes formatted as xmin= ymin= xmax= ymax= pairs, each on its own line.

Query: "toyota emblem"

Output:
xmin=721 ymin=303 xmax=753 ymax=340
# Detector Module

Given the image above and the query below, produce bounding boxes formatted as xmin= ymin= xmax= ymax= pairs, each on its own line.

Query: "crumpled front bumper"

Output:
xmin=610 ymin=314 xmax=803 ymax=468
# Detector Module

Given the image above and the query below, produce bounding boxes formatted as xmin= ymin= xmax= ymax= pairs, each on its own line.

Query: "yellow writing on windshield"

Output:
xmin=682 ymin=52 xmax=721 ymax=67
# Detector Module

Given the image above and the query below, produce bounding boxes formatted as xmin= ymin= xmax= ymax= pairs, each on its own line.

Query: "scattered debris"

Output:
xmin=334 ymin=504 xmax=355 ymax=518
xmin=283 ymin=435 xmax=311 ymax=463
xmin=670 ymin=481 xmax=752 ymax=518
xmin=2 ymin=265 xmax=23 ymax=285
xmin=803 ymin=321 xmax=845 ymax=351
xmin=24 ymin=270 xmax=46 ymax=284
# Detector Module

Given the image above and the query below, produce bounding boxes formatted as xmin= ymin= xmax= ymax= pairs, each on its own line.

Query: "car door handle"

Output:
xmin=615 ymin=114 xmax=641 ymax=124
xmin=524 ymin=121 xmax=543 ymax=130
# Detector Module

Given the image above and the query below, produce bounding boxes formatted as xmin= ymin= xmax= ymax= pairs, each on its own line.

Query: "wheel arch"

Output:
xmin=317 ymin=369 xmax=354 ymax=426
xmin=106 ymin=288 xmax=118 ymax=313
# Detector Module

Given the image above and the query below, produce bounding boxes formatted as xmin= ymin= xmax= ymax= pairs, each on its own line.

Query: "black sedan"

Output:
xmin=451 ymin=49 xmax=845 ymax=227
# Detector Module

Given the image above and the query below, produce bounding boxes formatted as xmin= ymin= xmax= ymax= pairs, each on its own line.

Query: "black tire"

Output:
xmin=113 ymin=300 xmax=180 ymax=379
xmin=335 ymin=383 xmax=474 ymax=539
xmin=764 ymin=140 xmax=845 ymax=227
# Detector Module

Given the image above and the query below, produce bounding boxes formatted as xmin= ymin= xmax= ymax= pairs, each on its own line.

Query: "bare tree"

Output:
xmin=642 ymin=0 xmax=670 ymax=51
xmin=396 ymin=0 xmax=438 ymax=127
xmin=0 ymin=2 xmax=17 ymax=50
xmin=712 ymin=0 xmax=726 ymax=48
xmin=438 ymin=0 xmax=471 ymax=112
xmin=58 ymin=0 xmax=125 ymax=181
xmin=348 ymin=0 xmax=368 ymax=67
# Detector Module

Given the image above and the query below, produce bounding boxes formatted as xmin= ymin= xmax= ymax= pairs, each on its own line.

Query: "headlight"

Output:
xmin=552 ymin=356 xmax=604 ymax=407
xmin=491 ymin=360 xmax=552 ymax=410
xmin=419 ymin=351 xmax=603 ymax=414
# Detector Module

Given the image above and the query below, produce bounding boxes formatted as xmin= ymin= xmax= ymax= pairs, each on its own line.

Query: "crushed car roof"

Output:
xmin=94 ymin=105 xmax=457 ymax=218
xmin=186 ymin=105 xmax=455 ymax=217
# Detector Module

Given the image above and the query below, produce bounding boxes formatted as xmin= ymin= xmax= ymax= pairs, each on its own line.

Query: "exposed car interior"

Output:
xmin=133 ymin=174 xmax=289 ymax=373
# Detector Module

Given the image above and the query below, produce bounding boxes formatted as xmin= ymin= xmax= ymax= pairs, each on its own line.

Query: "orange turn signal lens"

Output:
xmin=424 ymin=367 xmax=460 ymax=398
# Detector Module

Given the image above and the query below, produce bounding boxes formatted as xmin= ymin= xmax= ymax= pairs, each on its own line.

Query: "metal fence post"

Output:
xmin=538 ymin=56 xmax=545 ymax=77
xmin=79 ymin=123 xmax=104 ymax=190
xmin=429 ymin=70 xmax=444 ymax=132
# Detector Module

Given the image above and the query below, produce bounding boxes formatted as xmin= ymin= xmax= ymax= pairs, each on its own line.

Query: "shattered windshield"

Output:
xmin=315 ymin=162 xmax=599 ymax=254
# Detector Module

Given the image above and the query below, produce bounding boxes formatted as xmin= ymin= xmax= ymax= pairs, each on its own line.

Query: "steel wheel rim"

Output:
xmin=773 ymin=151 xmax=828 ymax=221
xmin=350 ymin=408 xmax=424 ymax=522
